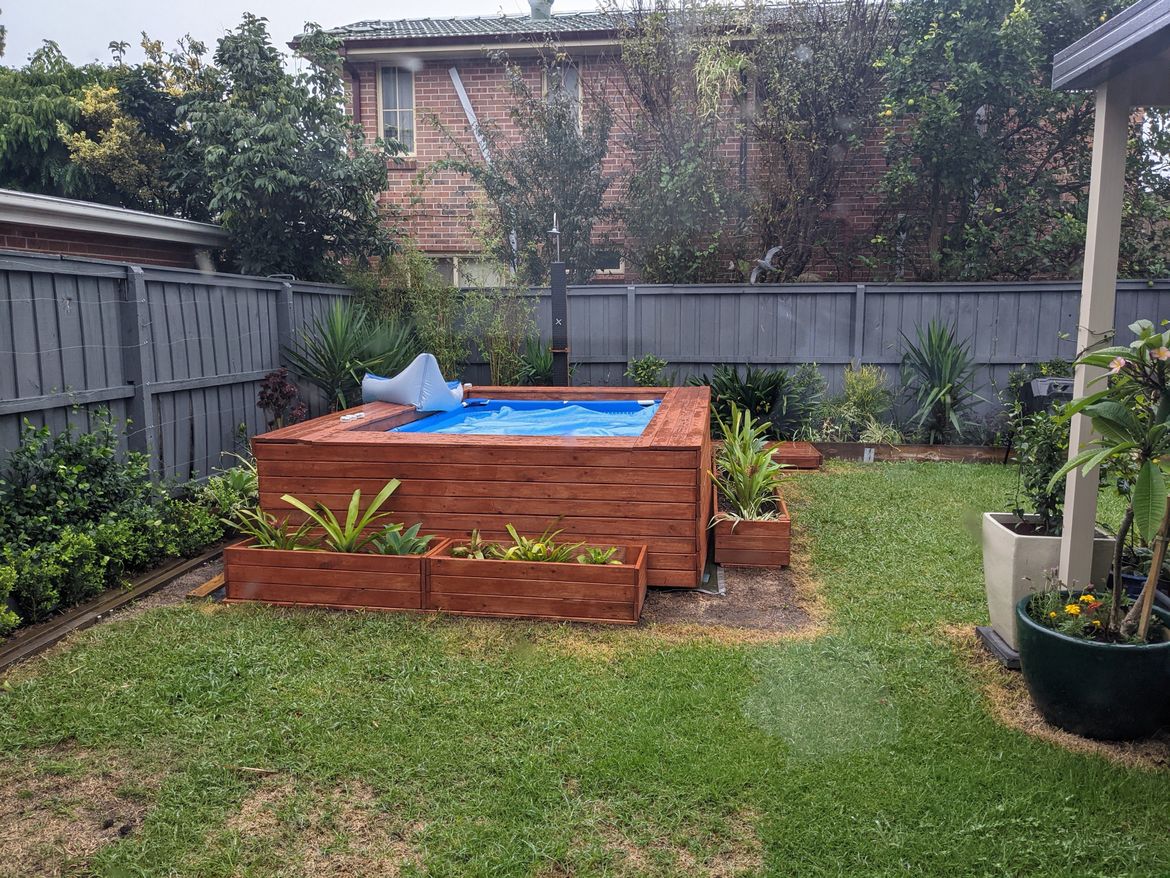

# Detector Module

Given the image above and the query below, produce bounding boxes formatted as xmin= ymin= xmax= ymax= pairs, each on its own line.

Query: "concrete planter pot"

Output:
xmin=982 ymin=512 xmax=1114 ymax=649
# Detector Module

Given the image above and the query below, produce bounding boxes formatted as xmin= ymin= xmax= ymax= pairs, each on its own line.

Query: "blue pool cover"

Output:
xmin=391 ymin=399 xmax=661 ymax=437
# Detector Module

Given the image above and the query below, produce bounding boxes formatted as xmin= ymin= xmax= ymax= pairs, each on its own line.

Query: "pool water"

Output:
xmin=391 ymin=399 xmax=661 ymax=437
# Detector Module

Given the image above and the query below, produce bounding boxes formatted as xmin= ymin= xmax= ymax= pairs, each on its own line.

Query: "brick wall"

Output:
xmin=349 ymin=51 xmax=891 ymax=281
xmin=0 ymin=221 xmax=210 ymax=268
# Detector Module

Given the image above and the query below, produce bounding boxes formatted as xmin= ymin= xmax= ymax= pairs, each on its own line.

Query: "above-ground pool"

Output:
xmin=392 ymin=399 xmax=661 ymax=437
xmin=252 ymin=387 xmax=712 ymax=588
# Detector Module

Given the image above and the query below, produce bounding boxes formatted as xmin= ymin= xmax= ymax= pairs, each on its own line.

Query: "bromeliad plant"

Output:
xmin=370 ymin=522 xmax=436 ymax=556
xmin=577 ymin=546 xmax=623 ymax=565
xmin=494 ymin=524 xmax=584 ymax=563
xmin=1047 ymin=319 xmax=1170 ymax=641
xmin=280 ymin=480 xmax=401 ymax=553
xmin=231 ymin=508 xmax=318 ymax=550
xmin=710 ymin=403 xmax=788 ymax=522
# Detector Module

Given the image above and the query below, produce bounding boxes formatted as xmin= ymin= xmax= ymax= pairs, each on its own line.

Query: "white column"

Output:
xmin=1059 ymin=78 xmax=1131 ymax=587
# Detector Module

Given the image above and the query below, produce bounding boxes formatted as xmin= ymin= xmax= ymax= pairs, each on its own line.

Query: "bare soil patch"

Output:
xmin=223 ymin=777 xmax=425 ymax=877
xmin=945 ymin=625 xmax=1170 ymax=770
xmin=644 ymin=566 xmax=811 ymax=633
xmin=0 ymin=745 xmax=158 ymax=877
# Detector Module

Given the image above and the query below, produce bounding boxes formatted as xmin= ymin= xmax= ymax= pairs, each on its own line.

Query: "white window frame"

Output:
xmin=377 ymin=65 xmax=417 ymax=155
xmin=542 ymin=61 xmax=583 ymax=130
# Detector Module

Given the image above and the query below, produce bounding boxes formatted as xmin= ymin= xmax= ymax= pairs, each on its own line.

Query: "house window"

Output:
xmin=543 ymin=63 xmax=582 ymax=128
xmin=380 ymin=67 xmax=415 ymax=153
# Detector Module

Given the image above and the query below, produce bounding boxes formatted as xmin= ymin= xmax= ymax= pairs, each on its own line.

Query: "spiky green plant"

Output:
xmin=283 ymin=301 xmax=417 ymax=411
xmin=229 ymin=508 xmax=317 ymax=550
xmin=450 ymin=529 xmax=499 ymax=560
xmin=279 ymin=480 xmax=400 ymax=552
xmin=711 ymin=402 xmax=788 ymax=522
xmin=492 ymin=523 xmax=584 ymax=563
xmin=576 ymin=546 xmax=622 ymax=565
xmin=370 ymin=522 xmax=436 ymax=556
xmin=899 ymin=321 xmax=981 ymax=444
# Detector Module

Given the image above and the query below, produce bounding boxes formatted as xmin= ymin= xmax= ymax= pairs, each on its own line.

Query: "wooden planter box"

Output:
xmin=424 ymin=542 xmax=649 ymax=624
xmin=712 ymin=496 xmax=791 ymax=568
xmin=223 ymin=539 xmax=444 ymax=612
xmin=813 ymin=442 xmax=1009 ymax=464
xmin=766 ymin=441 xmax=823 ymax=469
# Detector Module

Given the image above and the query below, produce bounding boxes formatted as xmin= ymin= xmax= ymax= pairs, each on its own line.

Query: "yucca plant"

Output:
xmin=711 ymin=403 xmax=788 ymax=521
xmin=279 ymin=480 xmax=401 ymax=552
xmin=899 ymin=320 xmax=981 ymax=444
xmin=284 ymin=301 xmax=417 ymax=411
xmin=229 ymin=508 xmax=317 ymax=550
xmin=519 ymin=336 xmax=555 ymax=385
xmin=369 ymin=522 xmax=436 ymax=556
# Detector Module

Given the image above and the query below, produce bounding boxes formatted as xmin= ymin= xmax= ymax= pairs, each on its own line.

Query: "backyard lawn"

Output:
xmin=2 ymin=461 xmax=1168 ymax=877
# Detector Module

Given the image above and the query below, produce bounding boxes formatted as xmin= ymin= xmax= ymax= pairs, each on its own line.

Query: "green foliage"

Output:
xmin=689 ymin=363 xmax=818 ymax=440
xmin=803 ymin=363 xmax=895 ymax=442
xmin=1027 ymin=586 xmax=1150 ymax=645
xmin=625 ymin=354 xmax=670 ymax=387
xmin=449 ymin=529 xmax=498 ymax=560
xmin=194 ymin=456 xmax=259 ymax=521
xmin=230 ymin=508 xmax=317 ymax=551
xmin=280 ymin=481 xmax=401 ymax=553
xmin=899 ymin=322 xmax=981 ymax=444
xmin=463 ymin=286 xmax=537 ymax=386
xmin=747 ymin=0 xmax=891 ymax=279
xmin=181 ymin=16 xmax=396 ymax=279
xmin=0 ymin=413 xmax=157 ymax=548
xmin=4 ymin=527 xmax=106 ymax=624
xmin=0 ymin=565 xmax=18 ymax=636
xmin=871 ymin=0 xmax=1169 ymax=281
xmin=710 ymin=402 xmax=788 ymax=521
xmin=492 ymin=523 xmax=584 ymax=563
xmin=369 ymin=522 xmax=436 ymax=556
xmin=435 ymin=54 xmax=613 ymax=284
xmin=519 ymin=337 xmax=555 ymax=386
xmin=284 ymin=301 xmax=417 ymax=412
xmin=0 ymin=42 xmax=113 ymax=199
xmin=613 ymin=1 xmax=744 ymax=283
xmin=1011 ymin=407 xmax=1069 ymax=534
xmin=576 ymin=546 xmax=623 ymax=565
xmin=350 ymin=245 xmax=470 ymax=378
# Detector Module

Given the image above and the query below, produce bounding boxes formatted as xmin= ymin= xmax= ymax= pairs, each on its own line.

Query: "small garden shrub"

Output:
xmin=626 ymin=354 xmax=670 ymax=387
xmin=0 ymin=565 xmax=20 ymax=635
xmin=0 ymin=412 xmax=232 ymax=631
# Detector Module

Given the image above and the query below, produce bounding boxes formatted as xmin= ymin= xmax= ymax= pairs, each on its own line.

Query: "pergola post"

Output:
xmin=1058 ymin=77 xmax=1132 ymax=587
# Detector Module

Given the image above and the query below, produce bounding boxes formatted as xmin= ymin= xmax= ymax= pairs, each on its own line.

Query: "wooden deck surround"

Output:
xmin=252 ymin=386 xmax=713 ymax=588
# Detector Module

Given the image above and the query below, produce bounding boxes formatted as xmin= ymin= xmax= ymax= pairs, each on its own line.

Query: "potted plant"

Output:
xmin=426 ymin=525 xmax=648 ymax=624
xmin=224 ymin=480 xmax=442 ymax=611
xmin=709 ymin=403 xmax=791 ymax=568
xmin=1014 ymin=320 xmax=1170 ymax=740
xmin=982 ymin=406 xmax=1113 ymax=650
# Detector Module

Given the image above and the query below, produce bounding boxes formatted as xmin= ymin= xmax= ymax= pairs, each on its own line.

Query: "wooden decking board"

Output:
xmin=252 ymin=386 xmax=711 ymax=589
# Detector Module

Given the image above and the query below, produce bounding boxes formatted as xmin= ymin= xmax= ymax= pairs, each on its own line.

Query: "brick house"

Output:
xmin=312 ymin=3 xmax=887 ymax=283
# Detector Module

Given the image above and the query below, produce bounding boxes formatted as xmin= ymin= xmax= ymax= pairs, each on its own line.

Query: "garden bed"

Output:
xmin=813 ymin=442 xmax=1009 ymax=464
xmin=713 ymin=497 xmax=792 ymax=568
xmin=425 ymin=542 xmax=648 ymax=624
xmin=222 ymin=540 xmax=443 ymax=612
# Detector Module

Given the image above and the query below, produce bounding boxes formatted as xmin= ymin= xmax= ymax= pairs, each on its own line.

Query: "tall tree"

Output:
xmin=874 ymin=0 xmax=1170 ymax=280
xmin=437 ymin=53 xmax=614 ymax=285
xmin=607 ymin=0 xmax=748 ymax=283
xmin=747 ymin=0 xmax=892 ymax=280
xmin=181 ymin=16 xmax=396 ymax=280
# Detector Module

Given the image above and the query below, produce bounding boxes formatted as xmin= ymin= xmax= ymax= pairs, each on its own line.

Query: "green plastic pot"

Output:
xmin=1015 ymin=595 xmax=1170 ymax=741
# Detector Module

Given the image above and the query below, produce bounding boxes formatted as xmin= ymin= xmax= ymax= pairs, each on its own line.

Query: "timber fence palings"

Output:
xmin=0 ymin=251 xmax=350 ymax=483
xmin=3 ymin=247 xmax=1169 ymax=480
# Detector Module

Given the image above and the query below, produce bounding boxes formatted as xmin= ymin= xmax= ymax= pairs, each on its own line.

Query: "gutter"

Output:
xmin=0 ymin=189 xmax=228 ymax=247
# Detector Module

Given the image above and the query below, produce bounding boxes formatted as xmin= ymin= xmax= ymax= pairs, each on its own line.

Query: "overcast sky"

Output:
xmin=3 ymin=0 xmax=601 ymax=66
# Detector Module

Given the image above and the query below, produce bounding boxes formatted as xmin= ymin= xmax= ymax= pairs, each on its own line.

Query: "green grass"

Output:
xmin=2 ymin=462 xmax=1168 ymax=876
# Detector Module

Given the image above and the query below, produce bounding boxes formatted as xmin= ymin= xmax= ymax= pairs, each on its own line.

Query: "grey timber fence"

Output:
xmin=3 ymin=248 xmax=1170 ymax=483
xmin=0 ymin=251 xmax=349 ymax=483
